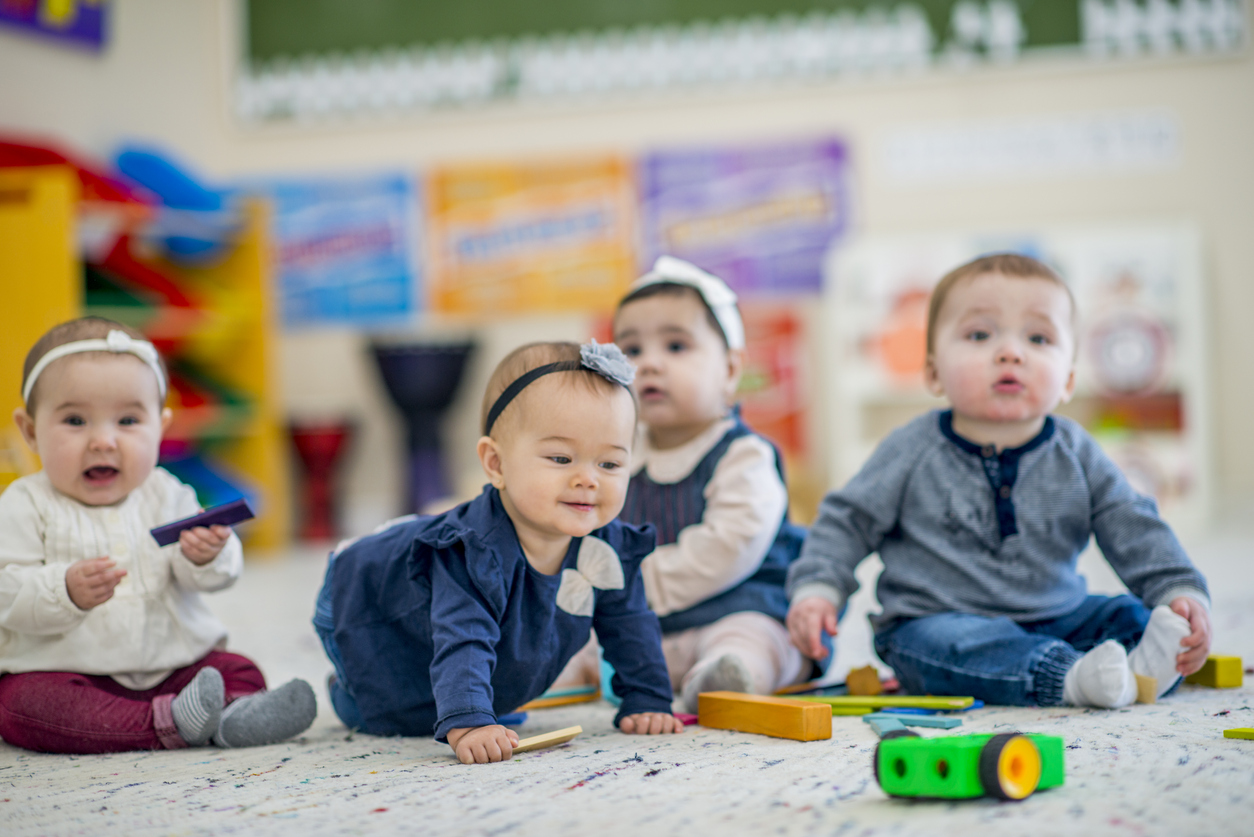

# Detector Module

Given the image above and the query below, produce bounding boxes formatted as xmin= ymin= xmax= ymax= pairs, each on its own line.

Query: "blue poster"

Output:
xmin=639 ymin=139 xmax=850 ymax=297
xmin=0 ymin=0 xmax=107 ymax=51
xmin=256 ymin=173 xmax=420 ymax=328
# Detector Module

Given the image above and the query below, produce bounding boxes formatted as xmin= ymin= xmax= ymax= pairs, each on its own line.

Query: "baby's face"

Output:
xmin=926 ymin=272 xmax=1076 ymax=429
xmin=19 ymin=354 xmax=169 ymax=506
xmin=491 ymin=376 xmax=636 ymax=543
xmin=614 ymin=292 xmax=738 ymax=448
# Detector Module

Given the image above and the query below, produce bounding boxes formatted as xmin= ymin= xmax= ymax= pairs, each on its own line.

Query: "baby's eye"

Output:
xmin=967 ymin=330 xmax=990 ymax=342
xmin=666 ymin=341 xmax=688 ymax=353
xmin=599 ymin=461 xmax=622 ymax=471
xmin=619 ymin=344 xmax=641 ymax=358
xmin=63 ymin=415 xmax=85 ymax=427
xmin=119 ymin=416 xmax=140 ymax=426
xmin=547 ymin=455 xmax=572 ymax=465
xmin=1029 ymin=334 xmax=1051 ymax=345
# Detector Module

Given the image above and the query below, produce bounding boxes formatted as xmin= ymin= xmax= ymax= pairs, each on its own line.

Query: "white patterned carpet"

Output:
xmin=3 ymin=532 xmax=1252 ymax=837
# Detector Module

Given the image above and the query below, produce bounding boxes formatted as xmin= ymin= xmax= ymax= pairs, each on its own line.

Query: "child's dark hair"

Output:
xmin=926 ymin=254 xmax=1076 ymax=357
xmin=21 ymin=317 xmax=167 ymax=414
xmin=616 ymin=283 xmax=733 ymax=350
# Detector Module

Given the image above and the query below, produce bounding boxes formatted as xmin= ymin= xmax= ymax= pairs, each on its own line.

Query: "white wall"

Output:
xmin=3 ymin=0 xmax=1252 ymax=533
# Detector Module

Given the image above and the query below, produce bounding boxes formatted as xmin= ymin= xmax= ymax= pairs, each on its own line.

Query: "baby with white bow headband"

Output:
xmin=314 ymin=340 xmax=682 ymax=764
xmin=0 ymin=317 xmax=315 ymax=754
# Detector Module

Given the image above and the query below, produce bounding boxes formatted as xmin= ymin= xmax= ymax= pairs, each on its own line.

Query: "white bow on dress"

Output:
xmin=555 ymin=536 xmax=624 ymax=617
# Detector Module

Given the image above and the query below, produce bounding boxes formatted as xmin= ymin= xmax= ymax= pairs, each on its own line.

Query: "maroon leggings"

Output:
xmin=0 ymin=650 xmax=266 ymax=754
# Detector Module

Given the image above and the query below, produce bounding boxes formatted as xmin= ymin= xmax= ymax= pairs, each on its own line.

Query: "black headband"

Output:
xmin=483 ymin=360 xmax=583 ymax=436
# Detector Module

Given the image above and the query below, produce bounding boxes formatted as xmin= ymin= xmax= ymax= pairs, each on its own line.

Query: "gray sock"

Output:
xmin=213 ymin=679 xmax=317 ymax=748
xmin=171 ymin=667 xmax=224 ymax=746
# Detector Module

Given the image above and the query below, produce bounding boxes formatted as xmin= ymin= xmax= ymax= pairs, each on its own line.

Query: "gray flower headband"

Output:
xmin=22 ymin=330 xmax=167 ymax=405
xmin=483 ymin=341 xmax=635 ymax=436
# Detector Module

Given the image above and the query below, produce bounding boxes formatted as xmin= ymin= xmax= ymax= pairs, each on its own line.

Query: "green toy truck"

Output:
xmin=874 ymin=731 xmax=1065 ymax=801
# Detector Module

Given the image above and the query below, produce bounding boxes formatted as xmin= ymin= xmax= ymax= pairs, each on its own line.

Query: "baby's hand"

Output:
xmin=447 ymin=725 xmax=520 ymax=764
xmin=618 ymin=712 xmax=684 ymax=735
xmin=179 ymin=525 xmax=231 ymax=565
xmin=786 ymin=596 xmax=839 ymax=660
xmin=1170 ymin=596 xmax=1212 ymax=675
xmin=65 ymin=557 xmax=127 ymax=610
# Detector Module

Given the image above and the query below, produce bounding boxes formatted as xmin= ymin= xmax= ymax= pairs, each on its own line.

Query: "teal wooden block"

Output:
xmin=866 ymin=712 xmax=963 ymax=730
xmin=865 ymin=715 xmax=908 ymax=736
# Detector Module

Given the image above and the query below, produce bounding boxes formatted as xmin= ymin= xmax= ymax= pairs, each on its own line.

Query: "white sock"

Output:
xmin=681 ymin=653 xmax=754 ymax=713
xmin=1128 ymin=606 xmax=1191 ymax=698
xmin=1062 ymin=640 xmax=1137 ymax=708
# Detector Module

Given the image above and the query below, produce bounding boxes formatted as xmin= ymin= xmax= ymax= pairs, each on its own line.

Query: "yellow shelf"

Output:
xmin=0 ymin=166 xmax=80 ymax=491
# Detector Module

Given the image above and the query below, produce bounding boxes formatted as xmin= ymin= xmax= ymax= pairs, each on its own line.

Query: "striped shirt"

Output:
xmin=787 ymin=410 xmax=1208 ymax=630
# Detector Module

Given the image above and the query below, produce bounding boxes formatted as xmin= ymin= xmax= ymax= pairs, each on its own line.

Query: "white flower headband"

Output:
xmin=628 ymin=256 xmax=745 ymax=350
xmin=22 ymin=330 xmax=168 ymax=405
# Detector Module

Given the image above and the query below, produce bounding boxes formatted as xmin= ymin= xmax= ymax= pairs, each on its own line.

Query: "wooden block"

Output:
xmin=795 ymin=695 xmax=974 ymax=711
xmin=512 ymin=725 xmax=582 ymax=754
xmin=866 ymin=712 xmax=962 ymax=729
xmin=516 ymin=685 xmax=600 ymax=711
xmin=864 ymin=714 xmax=907 ymax=737
xmin=1135 ymin=673 xmax=1157 ymax=704
xmin=698 ymin=691 xmax=832 ymax=741
xmin=1222 ymin=728 xmax=1254 ymax=740
xmin=845 ymin=665 xmax=883 ymax=696
xmin=1184 ymin=656 xmax=1244 ymax=688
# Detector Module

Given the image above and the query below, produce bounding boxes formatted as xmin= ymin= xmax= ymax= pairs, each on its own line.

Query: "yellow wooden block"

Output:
xmin=698 ymin=691 xmax=832 ymax=741
xmin=1223 ymin=728 xmax=1254 ymax=740
xmin=1134 ymin=674 xmax=1157 ymax=704
xmin=513 ymin=725 xmax=582 ymax=753
xmin=1184 ymin=656 xmax=1243 ymax=688
xmin=516 ymin=690 xmax=600 ymax=711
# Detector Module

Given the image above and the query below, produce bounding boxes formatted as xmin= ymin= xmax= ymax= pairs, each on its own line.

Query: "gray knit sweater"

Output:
xmin=787 ymin=410 xmax=1209 ymax=631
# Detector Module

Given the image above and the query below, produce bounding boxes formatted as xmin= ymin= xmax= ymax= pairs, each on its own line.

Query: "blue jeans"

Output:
xmin=874 ymin=595 xmax=1151 ymax=706
xmin=313 ymin=558 xmax=365 ymax=730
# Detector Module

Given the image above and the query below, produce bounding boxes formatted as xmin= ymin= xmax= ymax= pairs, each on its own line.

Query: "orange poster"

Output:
xmin=425 ymin=156 xmax=637 ymax=314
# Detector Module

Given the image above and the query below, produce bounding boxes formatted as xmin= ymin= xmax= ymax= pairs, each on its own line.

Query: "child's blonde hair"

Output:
xmin=480 ymin=342 xmax=636 ymax=438
xmin=926 ymin=253 xmax=1076 ymax=357
xmin=21 ymin=317 xmax=168 ymax=414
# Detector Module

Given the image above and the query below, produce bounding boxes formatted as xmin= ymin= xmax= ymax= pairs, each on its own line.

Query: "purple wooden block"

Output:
xmin=150 ymin=498 xmax=255 ymax=546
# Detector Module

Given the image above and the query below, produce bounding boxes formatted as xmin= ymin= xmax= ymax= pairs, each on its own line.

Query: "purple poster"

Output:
xmin=0 ymin=0 xmax=107 ymax=51
xmin=639 ymin=139 xmax=849 ymax=297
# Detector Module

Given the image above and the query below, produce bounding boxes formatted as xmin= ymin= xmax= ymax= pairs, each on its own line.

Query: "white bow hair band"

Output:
xmin=22 ymin=330 xmax=168 ymax=405
xmin=555 ymin=536 xmax=625 ymax=618
xmin=629 ymin=256 xmax=745 ymax=350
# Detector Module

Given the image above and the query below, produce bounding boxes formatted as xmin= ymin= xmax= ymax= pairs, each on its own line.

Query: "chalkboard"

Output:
xmin=246 ymin=0 xmax=1081 ymax=62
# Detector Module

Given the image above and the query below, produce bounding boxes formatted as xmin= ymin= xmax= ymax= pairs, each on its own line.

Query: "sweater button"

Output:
xmin=982 ymin=445 xmax=995 ymax=457
xmin=999 ymin=485 xmax=1012 ymax=499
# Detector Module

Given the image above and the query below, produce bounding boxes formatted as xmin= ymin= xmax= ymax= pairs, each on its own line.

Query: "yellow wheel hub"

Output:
xmin=996 ymin=735 xmax=1042 ymax=799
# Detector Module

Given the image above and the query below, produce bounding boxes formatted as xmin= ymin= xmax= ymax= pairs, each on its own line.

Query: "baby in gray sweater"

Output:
xmin=787 ymin=254 xmax=1210 ymax=708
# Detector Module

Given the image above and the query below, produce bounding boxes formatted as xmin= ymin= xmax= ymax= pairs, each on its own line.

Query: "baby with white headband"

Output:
xmin=314 ymin=341 xmax=681 ymax=764
xmin=608 ymin=257 xmax=818 ymax=711
xmin=0 ymin=317 xmax=315 ymax=754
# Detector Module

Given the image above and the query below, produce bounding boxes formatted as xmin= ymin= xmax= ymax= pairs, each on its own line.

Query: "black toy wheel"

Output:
xmin=872 ymin=728 xmax=921 ymax=787
xmin=978 ymin=732 xmax=1042 ymax=800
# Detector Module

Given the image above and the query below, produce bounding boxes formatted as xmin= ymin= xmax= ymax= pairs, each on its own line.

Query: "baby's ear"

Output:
xmin=923 ymin=355 xmax=944 ymax=397
xmin=724 ymin=348 xmax=745 ymax=399
xmin=476 ymin=436 xmax=506 ymax=488
xmin=12 ymin=407 xmax=36 ymax=450
xmin=1059 ymin=367 xmax=1077 ymax=404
